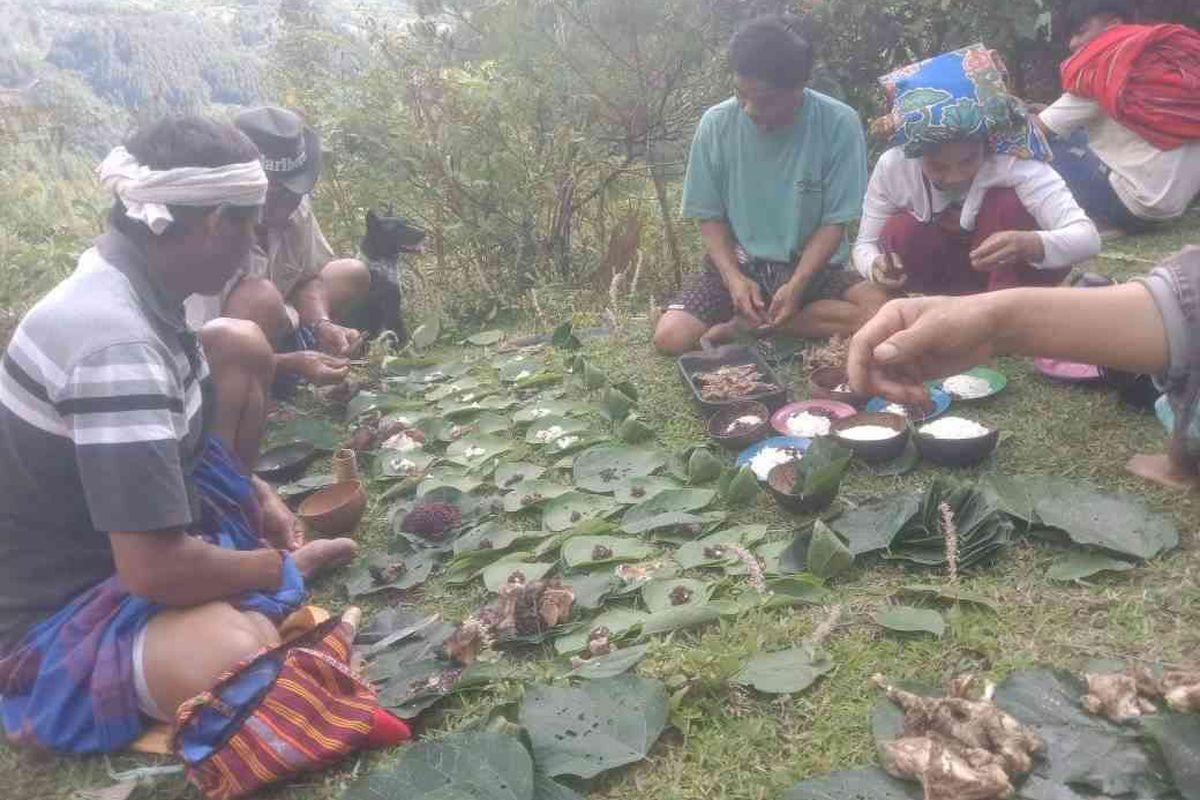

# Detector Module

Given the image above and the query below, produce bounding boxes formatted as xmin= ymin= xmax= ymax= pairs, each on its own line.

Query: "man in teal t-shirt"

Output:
xmin=654 ymin=16 xmax=888 ymax=354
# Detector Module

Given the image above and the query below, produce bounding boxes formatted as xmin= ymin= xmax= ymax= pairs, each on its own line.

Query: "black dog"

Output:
xmin=344 ymin=207 xmax=426 ymax=343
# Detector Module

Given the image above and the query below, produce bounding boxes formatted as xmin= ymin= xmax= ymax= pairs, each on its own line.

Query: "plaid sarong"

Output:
xmin=0 ymin=436 xmax=305 ymax=754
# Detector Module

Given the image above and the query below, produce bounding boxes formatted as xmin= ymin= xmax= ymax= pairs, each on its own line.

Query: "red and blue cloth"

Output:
xmin=0 ymin=436 xmax=305 ymax=754
xmin=875 ymin=44 xmax=1051 ymax=161
xmin=1061 ymin=24 xmax=1200 ymax=152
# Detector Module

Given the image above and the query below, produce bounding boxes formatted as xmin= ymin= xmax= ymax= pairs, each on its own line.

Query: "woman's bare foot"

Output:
xmin=1126 ymin=453 xmax=1200 ymax=491
xmin=292 ymin=538 xmax=358 ymax=578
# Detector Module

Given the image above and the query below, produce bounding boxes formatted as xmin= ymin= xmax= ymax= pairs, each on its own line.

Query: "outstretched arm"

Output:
xmin=847 ymin=284 xmax=1169 ymax=404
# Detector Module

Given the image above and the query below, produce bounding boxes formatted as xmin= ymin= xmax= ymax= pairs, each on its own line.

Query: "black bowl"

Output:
xmin=708 ymin=400 xmax=772 ymax=451
xmin=254 ymin=441 xmax=318 ymax=482
xmin=831 ymin=413 xmax=909 ymax=464
xmin=809 ymin=366 xmax=868 ymax=407
xmin=766 ymin=461 xmax=834 ymax=513
xmin=915 ymin=424 xmax=1000 ymax=467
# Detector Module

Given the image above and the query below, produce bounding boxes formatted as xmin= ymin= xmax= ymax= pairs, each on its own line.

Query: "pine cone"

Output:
xmin=401 ymin=502 xmax=462 ymax=539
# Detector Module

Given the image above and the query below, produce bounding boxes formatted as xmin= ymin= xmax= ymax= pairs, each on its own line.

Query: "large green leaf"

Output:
xmin=378 ymin=450 xmax=437 ymax=480
xmin=554 ymin=608 xmax=648 ymax=654
xmin=1047 ymin=551 xmax=1136 ymax=582
xmin=541 ymin=492 xmax=622 ymax=532
xmin=734 ymin=644 xmax=833 ymax=695
xmin=561 ymin=572 xmax=620 ymax=609
xmin=498 ymin=356 xmax=544 ymax=383
xmin=482 ymin=559 xmax=556 ymax=593
xmin=640 ymin=578 xmax=711 ymax=613
xmin=495 ymin=462 xmax=546 ymax=489
xmin=525 ymin=415 xmax=591 ymax=445
xmin=341 ymin=731 xmax=533 ymax=800
xmin=568 ymin=643 xmax=652 ymax=680
xmin=268 ymin=416 xmax=341 ymax=451
xmin=793 ymin=438 xmax=852 ymax=508
xmin=895 ymin=583 xmax=997 ymax=612
xmin=640 ymin=603 xmax=722 ymax=635
xmin=600 ymin=386 xmax=636 ymax=423
xmin=1032 ymin=483 xmax=1179 ymax=561
xmin=562 ymin=535 xmax=655 ymax=569
xmin=573 ymin=446 xmax=667 ymax=493
xmin=416 ymin=467 xmax=482 ymax=497
xmin=762 ymin=576 xmax=833 ymax=609
xmin=613 ymin=476 xmax=681 ymax=505
xmin=513 ymin=400 xmax=584 ymax=425
xmin=502 ymin=480 xmax=572 ymax=513
xmin=994 ymin=668 xmax=1174 ymax=799
xmin=446 ymin=435 xmax=512 ymax=468
xmin=783 ymin=768 xmax=920 ymax=800
xmin=875 ymin=606 xmax=945 ymax=637
xmin=830 ymin=494 xmax=921 ymax=556
xmin=520 ymin=676 xmax=668 ymax=780
xmin=806 ymin=521 xmax=854 ymax=579
xmin=1142 ymin=713 xmax=1200 ymax=800
xmin=621 ymin=488 xmax=715 ymax=534
xmin=534 ymin=774 xmax=584 ymax=800
xmin=673 ymin=525 xmax=769 ymax=569
xmin=342 ymin=552 xmax=435 ymax=598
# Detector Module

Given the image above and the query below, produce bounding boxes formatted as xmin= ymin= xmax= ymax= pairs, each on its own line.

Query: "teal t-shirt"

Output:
xmin=681 ymin=89 xmax=868 ymax=265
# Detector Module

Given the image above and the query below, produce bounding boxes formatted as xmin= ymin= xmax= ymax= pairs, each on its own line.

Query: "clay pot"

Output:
xmin=298 ymin=481 xmax=367 ymax=537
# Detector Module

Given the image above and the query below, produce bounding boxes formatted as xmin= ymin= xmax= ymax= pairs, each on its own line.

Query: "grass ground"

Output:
xmin=3 ymin=210 xmax=1199 ymax=800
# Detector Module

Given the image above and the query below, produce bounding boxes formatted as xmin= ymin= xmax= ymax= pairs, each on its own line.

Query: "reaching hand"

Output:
xmin=259 ymin=484 xmax=306 ymax=550
xmin=728 ymin=276 xmax=767 ymax=328
xmin=315 ymin=320 xmax=362 ymax=358
xmin=870 ymin=252 xmax=908 ymax=288
xmin=969 ymin=231 xmax=1043 ymax=272
xmin=847 ymin=294 xmax=1002 ymax=405
xmin=764 ymin=281 xmax=804 ymax=331
xmin=283 ymin=351 xmax=351 ymax=386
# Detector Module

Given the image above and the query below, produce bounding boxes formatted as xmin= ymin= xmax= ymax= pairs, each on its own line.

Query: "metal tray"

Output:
xmin=677 ymin=344 xmax=789 ymax=417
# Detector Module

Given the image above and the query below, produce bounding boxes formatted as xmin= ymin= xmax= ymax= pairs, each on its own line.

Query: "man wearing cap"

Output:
xmin=0 ymin=116 xmax=356 ymax=754
xmin=185 ymin=106 xmax=373 ymax=388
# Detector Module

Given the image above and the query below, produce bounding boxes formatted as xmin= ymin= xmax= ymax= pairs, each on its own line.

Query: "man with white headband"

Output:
xmin=0 ymin=116 xmax=356 ymax=754
xmin=185 ymin=106 xmax=374 ymax=393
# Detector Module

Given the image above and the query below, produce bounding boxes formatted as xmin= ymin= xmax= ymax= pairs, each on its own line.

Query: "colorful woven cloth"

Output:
xmin=175 ymin=613 xmax=391 ymax=800
xmin=1061 ymin=24 xmax=1200 ymax=151
xmin=0 ymin=436 xmax=305 ymax=754
xmin=875 ymin=44 xmax=1051 ymax=160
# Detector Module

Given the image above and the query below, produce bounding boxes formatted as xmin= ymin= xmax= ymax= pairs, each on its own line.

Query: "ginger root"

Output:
xmin=1079 ymin=666 xmax=1200 ymax=720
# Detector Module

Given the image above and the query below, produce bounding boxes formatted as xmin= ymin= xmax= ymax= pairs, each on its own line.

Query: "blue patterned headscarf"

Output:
xmin=873 ymin=44 xmax=1051 ymax=161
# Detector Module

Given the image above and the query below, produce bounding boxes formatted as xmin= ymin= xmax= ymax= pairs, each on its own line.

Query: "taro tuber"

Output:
xmin=874 ymin=674 xmax=1044 ymax=800
xmin=1082 ymin=671 xmax=1157 ymax=722
xmin=537 ymin=580 xmax=575 ymax=627
xmin=1079 ymin=666 xmax=1200 ymax=719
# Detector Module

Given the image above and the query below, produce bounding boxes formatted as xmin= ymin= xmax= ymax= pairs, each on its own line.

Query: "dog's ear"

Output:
xmin=366 ymin=209 xmax=380 ymax=233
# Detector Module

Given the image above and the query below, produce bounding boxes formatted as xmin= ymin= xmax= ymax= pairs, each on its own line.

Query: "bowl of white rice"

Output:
xmin=831 ymin=412 xmax=909 ymax=463
xmin=915 ymin=415 xmax=999 ymax=467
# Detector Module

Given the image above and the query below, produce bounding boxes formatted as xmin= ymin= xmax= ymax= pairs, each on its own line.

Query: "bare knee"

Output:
xmin=653 ymin=312 xmax=705 ymax=356
xmin=321 ymin=258 xmax=371 ymax=313
xmin=143 ymin=603 xmax=281 ymax=717
xmin=224 ymin=277 xmax=292 ymax=344
xmin=200 ymin=317 xmax=276 ymax=385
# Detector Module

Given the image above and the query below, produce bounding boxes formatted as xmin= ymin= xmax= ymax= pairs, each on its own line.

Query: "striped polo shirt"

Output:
xmin=0 ymin=229 xmax=212 ymax=646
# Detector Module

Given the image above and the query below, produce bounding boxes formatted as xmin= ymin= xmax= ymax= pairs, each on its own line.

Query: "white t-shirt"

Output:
xmin=851 ymin=147 xmax=1102 ymax=279
xmin=1040 ymin=93 xmax=1200 ymax=221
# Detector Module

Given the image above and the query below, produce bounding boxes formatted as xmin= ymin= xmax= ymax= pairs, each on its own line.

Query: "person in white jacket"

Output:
xmin=852 ymin=46 xmax=1101 ymax=295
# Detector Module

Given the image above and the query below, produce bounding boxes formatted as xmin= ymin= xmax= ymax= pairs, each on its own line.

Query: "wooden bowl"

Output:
xmin=766 ymin=461 xmax=834 ymax=514
xmin=708 ymin=400 xmax=772 ymax=451
xmin=299 ymin=481 xmax=367 ymax=537
xmin=255 ymin=441 xmax=318 ymax=483
xmin=831 ymin=413 xmax=909 ymax=464
xmin=915 ymin=421 xmax=1000 ymax=468
xmin=808 ymin=367 xmax=868 ymax=407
